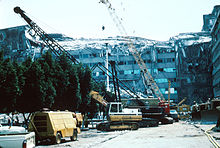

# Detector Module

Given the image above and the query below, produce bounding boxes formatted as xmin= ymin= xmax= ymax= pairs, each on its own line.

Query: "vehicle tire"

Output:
xmin=55 ymin=132 xmax=62 ymax=144
xmin=70 ymin=129 xmax=77 ymax=141
xmin=131 ymin=123 xmax=139 ymax=130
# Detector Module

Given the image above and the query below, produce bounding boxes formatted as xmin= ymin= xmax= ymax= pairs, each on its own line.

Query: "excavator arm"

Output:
xmin=89 ymin=91 xmax=108 ymax=107
xmin=178 ymin=98 xmax=187 ymax=106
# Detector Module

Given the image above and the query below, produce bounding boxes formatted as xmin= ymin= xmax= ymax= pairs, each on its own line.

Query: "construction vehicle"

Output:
xmin=89 ymin=91 xmax=159 ymax=131
xmin=178 ymin=104 xmax=191 ymax=120
xmin=125 ymin=96 xmax=173 ymax=124
xmin=191 ymin=98 xmax=220 ymax=122
xmin=28 ymin=111 xmax=80 ymax=144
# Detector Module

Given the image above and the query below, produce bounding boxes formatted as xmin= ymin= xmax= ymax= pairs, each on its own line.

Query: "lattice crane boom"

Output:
xmin=100 ymin=0 xmax=165 ymax=100
xmin=14 ymin=6 xmax=78 ymax=64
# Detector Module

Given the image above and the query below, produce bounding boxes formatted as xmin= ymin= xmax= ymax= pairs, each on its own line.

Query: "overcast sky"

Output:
xmin=0 ymin=0 xmax=219 ymax=41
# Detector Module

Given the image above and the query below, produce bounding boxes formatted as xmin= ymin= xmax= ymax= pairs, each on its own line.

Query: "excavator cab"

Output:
xmin=109 ymin=102 xmax=123 ymax=113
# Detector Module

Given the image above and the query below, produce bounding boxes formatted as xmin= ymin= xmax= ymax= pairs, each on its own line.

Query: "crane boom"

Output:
xmin=14 ymin=7 xmax=78 ymax=64
xmin=100 ymin=1 xmax=165 ymax=100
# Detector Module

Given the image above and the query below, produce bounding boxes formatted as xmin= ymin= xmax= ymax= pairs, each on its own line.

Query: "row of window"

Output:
xmin=73 ymin=50 xmax=175 ymax=59
xmin=86 ymin=58 xmax=175 ymax=68
xmin=116 ymin=58 xmax=175 ymax=65
xmin=92 ymin=68 xmax=176 ymax=77
xmin=160 ymin=88 xmax=178 ymax=94
xmin=73 ymin=53 xmax=100 ymax=59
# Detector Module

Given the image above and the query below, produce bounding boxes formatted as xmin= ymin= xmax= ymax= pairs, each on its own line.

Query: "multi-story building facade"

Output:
xmin=211 ymin=8 xmax=220 ymax=98
xmin=65 ymin=37 xmax=178 ymax=102
xmin=171 ymin=32 xmax=213 ymax=104
xmin=0 ymin=25 xmax=35 ymax=62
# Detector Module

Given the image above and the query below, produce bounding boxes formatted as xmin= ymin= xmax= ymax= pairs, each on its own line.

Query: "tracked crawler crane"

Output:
xmin=99 ymin=0 xmax=165 ymax=100
xmin=100 ymin=1 xmax=173 ymax=124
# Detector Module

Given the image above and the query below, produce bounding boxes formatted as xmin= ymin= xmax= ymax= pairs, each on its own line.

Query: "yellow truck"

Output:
xmin=28 ymin=111 xmax=81 ymax=144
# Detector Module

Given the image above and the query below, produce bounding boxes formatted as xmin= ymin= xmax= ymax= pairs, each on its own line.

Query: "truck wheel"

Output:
xmin=55 ymin=132 xmax=62 ymax=144
xmin=70 ymin=129 xmax=77 ymax=141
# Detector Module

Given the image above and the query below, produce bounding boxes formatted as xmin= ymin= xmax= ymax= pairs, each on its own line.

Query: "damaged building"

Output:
xmin=0 ymin=5 xmax=219 ymax=104
xmin=171 ymin=32 xmax=212 ymax=104
xmin=210 ymin=6 xmax=220 ymax=98
xmin=64 ymin=37 xmax=178 ymax=102
xmin=0 ymin=25 xmax=36 ymax=62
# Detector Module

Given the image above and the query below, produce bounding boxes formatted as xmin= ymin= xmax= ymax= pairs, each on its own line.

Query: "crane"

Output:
xmin=14 ymin=7 xmax=78 ymax=64
xmin=99 ymin=0 xmax=165 ymax=101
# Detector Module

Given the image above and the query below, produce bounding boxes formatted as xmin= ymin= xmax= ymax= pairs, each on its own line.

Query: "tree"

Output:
xmin=0 ymin=58 xmax=18 ymax=113
xmin=65 ymin=65 xmax=81 ymax=111
xmin=18 ymin=61 xmax=46 ymax=113
xmin=38 ymin=51 xmax=56 ymax=108
xmin=53 ymin=53 xmax=71 ymax=110
xmin=78 ymin=65 xmax=95 ymax=116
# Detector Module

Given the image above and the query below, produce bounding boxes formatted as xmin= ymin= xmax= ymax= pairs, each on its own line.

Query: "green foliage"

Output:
xmin=0 ymin=58 xmax=19 ymax=112
xmin=78 ymin=65 xmax=93 ymax=114
xmin=18 ymin=61 xmax=46 ymax=112
xmin=38 ymin=51 xmax=56 ymax=109
xmin=0 ymin=51 xmax=103 ymax=117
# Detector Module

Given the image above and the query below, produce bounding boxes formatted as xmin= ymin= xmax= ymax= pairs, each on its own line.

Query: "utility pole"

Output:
xmin=105 ymin=43 xmax=110 ymax=92
xmin=168 ymin=80 xmax=171 ymax=105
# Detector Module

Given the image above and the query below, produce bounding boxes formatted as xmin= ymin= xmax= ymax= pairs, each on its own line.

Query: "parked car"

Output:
xmin=0 ymin=126 xmax=35 ymax=148
xmin=169 ymin=110 xmax=179 ymax=122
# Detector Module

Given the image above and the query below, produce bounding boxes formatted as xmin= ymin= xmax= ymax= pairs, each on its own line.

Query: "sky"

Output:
xmin=0 ymin=0 xmax=219 ymax=41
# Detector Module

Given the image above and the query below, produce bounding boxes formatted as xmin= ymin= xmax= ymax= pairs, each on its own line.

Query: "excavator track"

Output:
xmin=97 ymin=122 xmax=139 ymax=131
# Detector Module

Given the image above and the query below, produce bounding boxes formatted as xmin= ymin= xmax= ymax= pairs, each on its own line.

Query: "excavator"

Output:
xmin=14 ymin=6 xmax=158 ymax=131
xmin=89 ymin=91 xmax=159 ymax=131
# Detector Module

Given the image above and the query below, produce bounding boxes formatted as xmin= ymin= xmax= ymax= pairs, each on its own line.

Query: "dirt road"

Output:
xmin=37 ymin=121 xmax=215 ymax=148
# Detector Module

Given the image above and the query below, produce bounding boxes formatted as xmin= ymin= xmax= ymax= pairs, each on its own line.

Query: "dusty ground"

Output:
xmin=36 ymin=121 xmax=218 ymax=148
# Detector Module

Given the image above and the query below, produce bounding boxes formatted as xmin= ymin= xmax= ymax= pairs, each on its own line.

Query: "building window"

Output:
xmin=158 ymin=68 xmax=164 ymax=72
xmin=157 ymin=59 xmax=163 ymax=63
xmin=82 ymin=54 xmax=89 ymax=58
xmin=128 ymin=61 xmax=133 ymax=65
xmin=124 ymin=70 xmax=132 ymax=75
xmin=160 ymin=88 xmax=166 ymax=94
xmin=164 ymin=68 xmax=176 ymax=72
xmin=147 ymin=60 xmax=151 ymax=63
xmin=155 ymin=78 xmax=168 ymax=83
xmin=119 ymin=71 xmax=124 ymax=75
xmin=154 ymin=69 xmax=158 ymax=73
xmin=118 ymin=61 xmax=125 ymax=65
xmin=73 ymin=55 xmax=79 ymax=59
xmin=146 ymin=51 xmax=150 ymax=54
xmin=167 ymin=58 xmax=172 ymax=62
xmin=134 ymin=70 xmax=140 ymax=74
